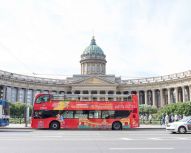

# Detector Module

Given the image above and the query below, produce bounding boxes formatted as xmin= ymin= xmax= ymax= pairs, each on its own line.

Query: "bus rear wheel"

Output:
xmin=49 ymin=121 xmax=60 ymax=130
xmin=112 ymin=121 xmax=122 ymax=130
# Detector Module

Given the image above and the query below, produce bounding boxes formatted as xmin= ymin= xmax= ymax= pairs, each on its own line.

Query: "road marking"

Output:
xmin=149 ymin=137 xmax=162 ymax=140
xmin=109 ymin=147 xmax=174 ymax=150
xmin=121 ymin=138 xmax=134 ymax=140
xmin=40 ymin=135 xmax=63 ymax=138
xmin=121 ymin=137 xmax=191 ymax=141
xmin=177 ymin=137 xmax=189 ymax=140
xmin=0 ymin=138 xmax=120 ymax=141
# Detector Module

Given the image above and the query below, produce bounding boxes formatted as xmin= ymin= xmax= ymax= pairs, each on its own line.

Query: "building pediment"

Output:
xmin=72 ymin=76 xmax=116 ymax=86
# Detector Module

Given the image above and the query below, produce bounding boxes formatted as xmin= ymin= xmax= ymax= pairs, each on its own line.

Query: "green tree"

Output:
xmin=157 ymin=102 xmax=191 ymax=119
xmin=9 ymin=102 xmax=32 ymax=118
xmin=139 ymin=104 xmax=158 ymax=114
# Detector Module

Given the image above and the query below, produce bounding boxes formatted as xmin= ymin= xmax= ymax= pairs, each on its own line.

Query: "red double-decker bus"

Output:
xmin=31 ymin=94 xmax=139 ymax=130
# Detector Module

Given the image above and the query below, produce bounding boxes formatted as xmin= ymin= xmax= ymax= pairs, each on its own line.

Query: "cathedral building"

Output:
xmin=0 ymin=36 xmax=191 ymax=108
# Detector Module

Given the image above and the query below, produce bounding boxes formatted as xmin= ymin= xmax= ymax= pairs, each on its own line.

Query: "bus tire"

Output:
xmin=49 ymin=121 xmax=60 ymax=130
xmin=112 ymin=121 xmax=122 ymax=130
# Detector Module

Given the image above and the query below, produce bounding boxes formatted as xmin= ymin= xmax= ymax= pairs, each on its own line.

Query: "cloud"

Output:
xmin=0 ymin=0 xmax=191 ymax=79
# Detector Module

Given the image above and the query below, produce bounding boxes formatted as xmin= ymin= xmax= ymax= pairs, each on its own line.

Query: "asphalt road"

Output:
xmin=0 ymin=129 xmax=190 ymax=153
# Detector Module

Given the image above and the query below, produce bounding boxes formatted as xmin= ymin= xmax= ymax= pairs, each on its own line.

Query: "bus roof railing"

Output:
xmin=48 ymin=94 xmax=134 ymax=101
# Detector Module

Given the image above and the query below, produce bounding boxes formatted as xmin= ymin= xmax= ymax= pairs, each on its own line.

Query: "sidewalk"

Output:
xmin=6 ymin=124 xmax=31 ymax=129
xmin=138 ymin=124 xmax=165 ymax=129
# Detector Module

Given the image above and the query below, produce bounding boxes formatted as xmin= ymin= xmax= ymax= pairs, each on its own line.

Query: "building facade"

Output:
xmin=0 ymin=36 xmax=191 ymax=108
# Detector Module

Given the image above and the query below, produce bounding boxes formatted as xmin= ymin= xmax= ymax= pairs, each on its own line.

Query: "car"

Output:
xmin=166 ymin=116 xmax=191 ymax=134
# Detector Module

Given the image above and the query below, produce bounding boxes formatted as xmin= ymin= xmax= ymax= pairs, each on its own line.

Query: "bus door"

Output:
xmin=130 ymin=108 xmax=139 ymax=128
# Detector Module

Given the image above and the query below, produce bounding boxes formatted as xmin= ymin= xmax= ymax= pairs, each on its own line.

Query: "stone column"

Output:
xmin=15 ymin=87 xmax=18 ymax=102
xmin=139 ymin=91 xmax=144 ymax=105
xmin=6 ymin=86 xmax=11 ymax=102
xmin=145 ymin=90 xmax=148 ymax=105
xmin=0 ymin=86 xmax=2 ymax=99
xmin=105 ymin=90 xmax=108 ymax=101
xmin=30 ymin=89 xmax=34 ymax=104
xmin=175 ymin=87 xmax=178 ymax=103
xmin=83 ymin=64 xmax=85 ymax=74
xmin=152 ymin=90 xmax=156 ymax=107
xmin=69 ymin=90 xmax=77 ymax=100
xmin=88 ymin=90 xmax=91 ymax=101
xmin=32 ymin=89 xmax=37 ymax=101
xmin=12 ymin=87 xmax=17 ymax=103
xmin=3 ymin=86 xmax=6 ymax=100
xmin=167 ymin=88 xmax=171 ymax=104
xmin=17 ymin=88 xmax=21 ymax=102
xmin=121 ymin=91 xmax=124 ymax=101
xmin=97 ymin=90 xmax=100 ymax=101
xmin=29 ymin=89 xmax=33 ymax=104
xmin=182 ymin=86 xmax=185 ymax=102
xmin=80 ymin=91 xmax=83 ymax=101
xmin=24 ymin=88 xmax=28 ymax=104
xmin=113 ymin=91 xmax=116 ymax=101
xmin=189 ymin=85 xmax=191 ymax=101
xmin=8 ymin=87 xmax=12 ymax=102
xmin=160 ymin=89 xmax=164 ymax=107
xmin=9 ymin=87 xmax=12 ymax=102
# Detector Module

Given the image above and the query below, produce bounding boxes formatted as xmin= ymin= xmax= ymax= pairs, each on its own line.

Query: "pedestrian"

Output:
xmin=144 ymin=114 xmax=147 ymax=124
xmin=160 ymin=117 xmax=162 ymax=125
xmin=170 ymin=114 xmax=174 ymax=123
xmin=165 ymin=114 xmax=169 ymax=125
xmin=140 ymin=114 xmax=143 ymax=124
xmin=161 ymin=113 xmax=165 ymax=125
xmin=183 ymin=114 xmax=186 ymax=119
xmin=149 ymin=114 xmax=152 ymax=124
xmin=178 ymin=114 xmax=182 ymax=120
xmin=174 ymin=114 xmax=178 ymax=121
xmin=142 ymin=114 xmax=145 ymax=124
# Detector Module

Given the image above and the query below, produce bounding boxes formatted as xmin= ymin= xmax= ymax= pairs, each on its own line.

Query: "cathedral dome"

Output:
xmin=82 ymin=36 xmax=105 ymax=56
xmin=80 ymin=36 xmax=107 ymax=75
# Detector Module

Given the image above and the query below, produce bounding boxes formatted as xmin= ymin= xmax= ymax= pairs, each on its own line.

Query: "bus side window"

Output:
xmin=62 ymin=111 xmax=74 ymax=118
xmin=89 ymin=111 xmax=101 ymax=118
xmin=33 ymin=111 xmax=42 ymax=118
xmin=114 ymin=111 xmax=130 ymax=118
xmin=102 ymin=111 xmax=114 ymax=119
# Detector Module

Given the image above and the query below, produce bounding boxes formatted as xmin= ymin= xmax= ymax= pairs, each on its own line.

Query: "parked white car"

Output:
xmin=166 ymin=116 xmax=191 ymax=133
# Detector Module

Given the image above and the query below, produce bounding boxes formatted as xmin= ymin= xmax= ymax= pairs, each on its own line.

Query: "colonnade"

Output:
xmin=1 ymin=85 xmax=191 ymax=107
xmin=138 ymin=86 xmax=191 ymax=107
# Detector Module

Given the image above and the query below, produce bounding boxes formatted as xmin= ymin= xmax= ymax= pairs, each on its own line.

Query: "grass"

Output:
xmin=9 ymin=118 xmax=25 ymax=124
xmin=139 ymin=120 xmax=161 ymax=125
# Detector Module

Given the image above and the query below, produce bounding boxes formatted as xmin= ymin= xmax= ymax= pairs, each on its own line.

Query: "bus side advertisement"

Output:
xmin=31 ymin=94 xmax=139 ymax=130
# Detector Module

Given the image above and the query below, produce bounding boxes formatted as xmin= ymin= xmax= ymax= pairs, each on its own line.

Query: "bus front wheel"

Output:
xmin=49 ymin=121 xmax=60 ymax=130
xmin=112 ymin=121 xmax=122 ymax=130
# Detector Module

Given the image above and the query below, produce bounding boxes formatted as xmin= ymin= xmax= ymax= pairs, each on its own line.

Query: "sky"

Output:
xmin=0 ymin=0 xmax=191 ymax=79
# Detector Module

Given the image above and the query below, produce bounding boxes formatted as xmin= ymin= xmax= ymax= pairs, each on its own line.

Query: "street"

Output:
xmin=0 ymin=129 xmax=190 ymax=153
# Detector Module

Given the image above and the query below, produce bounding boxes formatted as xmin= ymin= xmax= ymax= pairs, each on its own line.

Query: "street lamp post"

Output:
xmin=24 ymin=88 xmax=30 ymax=127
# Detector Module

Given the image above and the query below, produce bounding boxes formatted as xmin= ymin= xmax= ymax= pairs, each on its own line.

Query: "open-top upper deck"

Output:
xmin=33 ymin=94 xmax=138 ymax=111
xmin=34 ymin=93 xmax=137 ymax=102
